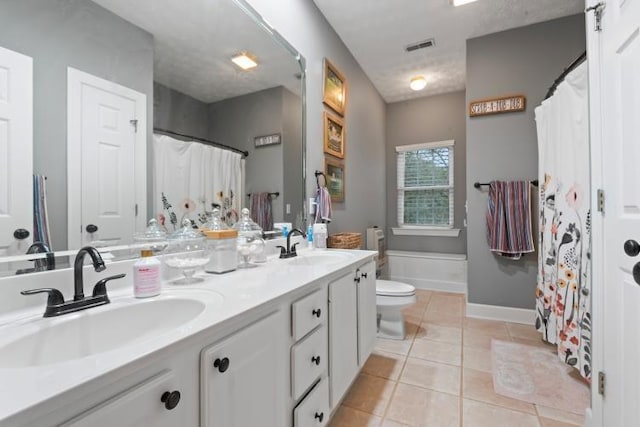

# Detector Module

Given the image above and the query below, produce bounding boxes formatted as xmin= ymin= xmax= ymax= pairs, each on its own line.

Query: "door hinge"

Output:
xmin=129 ymin=119 xmax=138 ymax=133
xmin=598 ymin=371 xmax=605 ymax=396
xmin=597 ymin=189 xmax=605 ymax=214
xmin=586 ymin=2 xmax=605 ymax=32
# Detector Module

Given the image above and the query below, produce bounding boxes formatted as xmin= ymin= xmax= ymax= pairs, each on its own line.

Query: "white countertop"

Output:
xmin=0 ymin=248 xmax=376 ymax=422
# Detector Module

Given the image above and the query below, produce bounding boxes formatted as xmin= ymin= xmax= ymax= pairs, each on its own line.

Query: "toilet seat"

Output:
xmin=376 ymin=280 xmax=416 ymax=297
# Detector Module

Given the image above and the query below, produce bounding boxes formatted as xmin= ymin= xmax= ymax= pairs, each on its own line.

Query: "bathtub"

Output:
xmin=383 ymin=250 xmax=467 ymax=294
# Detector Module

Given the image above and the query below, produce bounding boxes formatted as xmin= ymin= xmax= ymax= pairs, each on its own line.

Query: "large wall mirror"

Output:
xmin=0 ymin=0 xmax=306 ymax=274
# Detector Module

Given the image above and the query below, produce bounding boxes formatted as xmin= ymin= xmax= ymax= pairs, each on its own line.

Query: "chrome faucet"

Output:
xmin=20 ymin=246 xmax=125 ymax=317
xmin=277 ymin=228 xmax=306 ymax=258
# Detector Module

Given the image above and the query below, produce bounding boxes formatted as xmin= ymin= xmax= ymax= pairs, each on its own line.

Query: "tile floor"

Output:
xmin=327 ymin=290 xmax=588 ymax=427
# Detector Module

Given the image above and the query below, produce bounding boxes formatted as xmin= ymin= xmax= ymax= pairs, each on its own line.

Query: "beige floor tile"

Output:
xmin=423 ymin=310 xmax=463 ymax=328
xmin=410 ymin=339 xmax=461 ymax=366
xmin=462 ymin=399 xmax=541 ymax=427
xmin=463 ymin=332 xmax=496 ymax=350
xmin=506 ymin=322 xmax=543 ymax=341
xmin=536 ymin=405 xmax=584 ymax=425
xmin=328 ymin=405 xmax=382 ymax=427
xmin=386 ymin=383 xmax=460 ymax=427
xmin=375 ymin=337 xmax=413 ymax=356
xmin=399 ymin=357 xmax=461 ymax=395
xmin=462 ymin=368 xmax=536 ymax=414
xmin=404 ymin=303 xmax=427 ymax=319
xmin=415 ymin=323 xmax=462 ymax=345
xmin=539 ymin=418 xmax=580 ymax=427
xmin=464 ymin=317 xmax=510 ymax=337
xmin=427 ymin=294 xmax=465 ymax=316
xmin=415 ymin=289 xmax=433 ymax=305
xmin=462 ymin=346 xmax=493 ymax=373
xmin=362 ymin=350 xmax=407 ymax=381
xmin=404 ymin=321 xmax=419 ymax=339
xmin=342 ymin=373 xmax=396 ymax=416
xmin=380 ymin=420 xmax=410 ymax=427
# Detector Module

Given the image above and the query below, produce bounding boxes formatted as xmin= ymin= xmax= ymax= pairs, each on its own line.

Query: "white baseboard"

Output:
xmin=466 ymin=302 xmax=535 ymax=325
xmin=387 ymin=276 xmax=466 ymax=294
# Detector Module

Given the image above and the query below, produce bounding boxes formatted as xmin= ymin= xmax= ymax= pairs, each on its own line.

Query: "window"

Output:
xmin=396 ymin=140 xmax=454 ymax=228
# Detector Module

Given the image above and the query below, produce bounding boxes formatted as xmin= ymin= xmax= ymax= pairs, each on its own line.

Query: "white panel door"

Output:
xmin=68 ymin=68 xmax=146 ymax=249
xmin=598 ymin=0 xmax=640 ymax=425
xmin=0 ymin=46 xmax=32 ymax=256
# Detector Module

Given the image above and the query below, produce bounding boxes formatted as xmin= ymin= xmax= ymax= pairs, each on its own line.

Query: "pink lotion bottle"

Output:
xmin=133 ymin=250 xmax=162 ymax=298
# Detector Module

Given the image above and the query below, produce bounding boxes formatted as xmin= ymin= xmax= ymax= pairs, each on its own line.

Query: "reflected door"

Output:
xmin=67 ymin=68 xmax=146 ymax=249
xmin=0 ymin=46 xmax=32 ymax=256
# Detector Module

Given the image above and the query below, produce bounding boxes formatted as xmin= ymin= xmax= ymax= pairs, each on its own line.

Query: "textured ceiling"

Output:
xmin=313 ymin=0 xmax=584 ymax=103
xmin=93 ymin=0 xmax=301 ymax=103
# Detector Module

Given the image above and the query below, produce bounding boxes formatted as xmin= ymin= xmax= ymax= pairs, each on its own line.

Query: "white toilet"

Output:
xmin=376 ymin=279 xmax=417 ymax=340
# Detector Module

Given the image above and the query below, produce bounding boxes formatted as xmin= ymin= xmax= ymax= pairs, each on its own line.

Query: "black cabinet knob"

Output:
xmin=311 ymin=355 xmax=321 ymax=366
xmin=13 ymin=229 xmax=30 ymax=240
xmin=160 ymin=390 xmax=181 ymax=410
xmin=633 ymin=262 xmax=640 ymax=285
xmin=624 ymin=239 xmax=640 ymax=257
xmin=312 ymin=308 xmax=321 ymax=318
xmin=354 ymin=276 xmax=361 ymax=283
xmin=314 ymin=412 xmax=324 ymax=422
xmin=214 ymin=357 xmax=230 ymax=373
xmin=86 ymin=224 xmax=98 ymax=233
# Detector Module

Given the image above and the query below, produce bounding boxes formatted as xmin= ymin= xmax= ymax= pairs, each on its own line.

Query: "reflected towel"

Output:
xmin=250 ymin=192 xmax=273 ymax=231
xmin=33 ymin=175 xmax=51 ymax=248
xmin=315 ymin=186 xmax=332 ymax=223
xmin=486 ymin=180 xmax=534 ymax=260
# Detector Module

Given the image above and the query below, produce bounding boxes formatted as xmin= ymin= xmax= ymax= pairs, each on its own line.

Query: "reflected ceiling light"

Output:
xmin=409 ymin=76 xmax=427 ymax=91
xmin=231 ymin=53 xmax=258 ymax=70
xmin=450 ymin=0 xmax=479 ymax=6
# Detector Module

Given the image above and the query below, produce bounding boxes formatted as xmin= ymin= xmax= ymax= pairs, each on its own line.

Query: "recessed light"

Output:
xmin=231 ymin=53 xmax=258 ymax=70
xmin=410 ymin=76 xmax=427 ymax=91
xmin=450 ymin=0 xmax=479 ymax=6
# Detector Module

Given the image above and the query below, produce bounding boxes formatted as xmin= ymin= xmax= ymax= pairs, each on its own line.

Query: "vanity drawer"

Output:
xmin=294 ymin=378 xmax=329 ymax=427
xmin=291 ymin=325 xmax=327 ymax=400
xmin=292 ymin=287 xmax=327 ymax=341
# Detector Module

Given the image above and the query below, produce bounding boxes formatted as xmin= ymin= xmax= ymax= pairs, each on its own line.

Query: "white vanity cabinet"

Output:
xmin=357 ymin=261 xmax=377 ymax=366
xmin=200 ymin=310 xmax=288 ymax=427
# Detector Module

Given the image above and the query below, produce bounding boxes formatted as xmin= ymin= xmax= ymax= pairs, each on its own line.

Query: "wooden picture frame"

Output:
xmin=323 ymin=58 xmax=347 ymax=116
xmin=469 ymin=94 xmax=526 ymax=117
xmin=323 ymin=111 xmax=345 ymax=159
xmin=324 ymin=156 xmax=345 ymax=202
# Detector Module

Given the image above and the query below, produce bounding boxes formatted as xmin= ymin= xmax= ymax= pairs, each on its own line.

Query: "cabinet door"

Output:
xmin=201 ymin=310 xmax=287 ymax=427
xmin=62 ymin=370 xmax=185 ymax=427
xmin=293 ymin=379 xmax=330 ymax=427
xmin=328 ymin=271 xmax=358 ymax=408
xmin=357 ymin=261 xmax=377 ymax=366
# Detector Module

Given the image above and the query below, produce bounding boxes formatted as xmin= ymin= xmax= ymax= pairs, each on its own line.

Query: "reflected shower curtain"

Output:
xmin=153 ymin=134 xmax=243 ymax=229
xmin=535 ymin=62 xmax=591 ymax=380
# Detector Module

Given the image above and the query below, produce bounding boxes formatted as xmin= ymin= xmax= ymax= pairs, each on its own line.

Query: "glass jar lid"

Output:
xmin=232 ymin=208 xmax=263 ymax=233
xmin=169 ymin=218 xmax=205 ymax=241
xmin=203 ymin=208 xmax=230 ymax=231
xmin=135 ymin=218 xmax=167 ymax=240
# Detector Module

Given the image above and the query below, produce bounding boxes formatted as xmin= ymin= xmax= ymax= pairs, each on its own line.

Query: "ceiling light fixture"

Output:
xmin=231 ymin=53 xmax=258 ymax=70
xmin=409 ymin=76 xmax=427 ymax=91
xmin=450 ymin=0 xmax=479 ymax=6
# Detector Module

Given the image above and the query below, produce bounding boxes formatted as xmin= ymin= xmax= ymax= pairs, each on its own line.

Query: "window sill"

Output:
xmin=392 ymin=227 xmax=461 ymax=237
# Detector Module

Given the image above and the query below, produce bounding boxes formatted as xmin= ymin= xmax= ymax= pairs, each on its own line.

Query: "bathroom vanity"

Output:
xmin=0 ymin=249 xmax=377 ymax=427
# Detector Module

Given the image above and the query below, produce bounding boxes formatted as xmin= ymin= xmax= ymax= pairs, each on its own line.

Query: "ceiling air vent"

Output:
xmin=405 ymin=38 xmax=435 ymax=53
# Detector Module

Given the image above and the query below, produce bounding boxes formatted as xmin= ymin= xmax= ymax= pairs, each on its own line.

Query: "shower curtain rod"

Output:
xmin=544 ymin=51 xmax=587 ymax=100
xmin=153 ymin=127 xmax=249 ymax=158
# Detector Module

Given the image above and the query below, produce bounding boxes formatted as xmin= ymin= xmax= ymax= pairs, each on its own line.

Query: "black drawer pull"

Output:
xmin=214 ymin=357 xmax=230 ymax=373
xmin=361 ymin=272 xmax=368 ymax=278
xmin=312 ymin=308 xmax=321 ymax=318
xmin=315 ymin=412 xmax=324 ymax=422
xmin=311 ymin=355 xmax=321 ymax=366
xmin=160 ymin=390 xmax=181 ymax=410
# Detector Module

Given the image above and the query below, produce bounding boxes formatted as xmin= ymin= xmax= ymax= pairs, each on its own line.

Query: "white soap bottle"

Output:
xmin=133 ymin=249 xmax=162 ymax=298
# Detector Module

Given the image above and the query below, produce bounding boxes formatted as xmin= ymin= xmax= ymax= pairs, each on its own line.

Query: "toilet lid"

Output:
xmin=376 ymin=280 xmax=416 ymax=297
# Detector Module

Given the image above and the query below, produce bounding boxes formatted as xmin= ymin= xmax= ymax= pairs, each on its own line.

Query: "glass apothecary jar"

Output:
xmin=164 ymin=218 xmax=209 ymax=284
xmin=232 ymin=208 xmax=266 ymax=268
xmin=203 ymin=209 xmax=238 ymax=274
xmin=133 ymin=218 xmax=168 ymax=254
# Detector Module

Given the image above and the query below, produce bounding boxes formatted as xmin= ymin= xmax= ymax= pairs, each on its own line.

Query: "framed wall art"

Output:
xmin=469 ymin=94 xmax=526 ymax=117
xmin=324 ymin=156 xmax=345 ymax=202
xmin=323 ymin=111 xmax=345 ymax=159
xmin=323 ymin=58 xmax=347 ymax=116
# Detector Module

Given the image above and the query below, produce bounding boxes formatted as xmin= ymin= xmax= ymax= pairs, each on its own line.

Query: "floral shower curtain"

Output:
xmin=153 ymin=134 xmax=243 ymax=230
xmin=534 ymin=62 xmax=592 ymax=380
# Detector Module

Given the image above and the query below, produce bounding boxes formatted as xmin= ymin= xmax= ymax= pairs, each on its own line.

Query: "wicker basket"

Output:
xmin=327 ymin=232 xmax=362 ymax=249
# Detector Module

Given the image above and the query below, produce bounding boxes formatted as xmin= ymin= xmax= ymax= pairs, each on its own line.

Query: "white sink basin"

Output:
xmin=287 ymin=250 xmax=355 ymax=266
xmin=0 ymin=290 xmax=223 ymax=368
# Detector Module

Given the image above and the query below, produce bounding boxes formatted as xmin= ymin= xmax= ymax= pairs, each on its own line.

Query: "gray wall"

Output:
xmin=385 ymin=91 xmax=467 ymax=254
xmin=154 ymin=82 xmax=209 ymax=138
xmin=466 ymin=14 xmax=585 ymax=309
xmin=247 ymin=0 xmax=387 ymax=240
xmin=0 ymin=0 xmax=154 ymax=250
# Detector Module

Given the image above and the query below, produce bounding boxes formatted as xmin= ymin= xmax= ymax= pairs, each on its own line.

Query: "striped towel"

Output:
xmin=33 ymin=175 xmax=51 ymax=248
xmin=486 ymin=181 xmax=534 ymax=260
xmin=249 ymin=192 xmax=273 ymax=231
xmin=315 ymin=186 xmax=332 ymax=223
